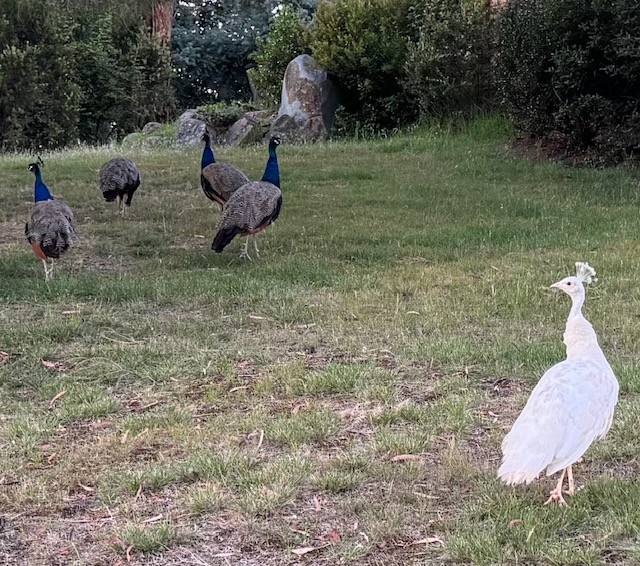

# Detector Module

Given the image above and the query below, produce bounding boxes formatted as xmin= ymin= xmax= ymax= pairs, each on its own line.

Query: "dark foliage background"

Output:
xmin=0 ymin=0 xmax=173 ymax=150
xmin=494 ymin=0 xmax=640 ymax=164
xmin=1 ymin=0 xmax=638 ymax=164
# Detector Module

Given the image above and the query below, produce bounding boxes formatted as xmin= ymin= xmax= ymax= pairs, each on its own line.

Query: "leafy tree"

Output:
xmin=0 ymin=1 xmax=82 ymax=150
xmin=171 ymin=0 xmax=316 ymax=108
xmin=249 ymin=5 xmax=312 ymax=106
xmin=0 ymin=0 xmax=175 ymax=149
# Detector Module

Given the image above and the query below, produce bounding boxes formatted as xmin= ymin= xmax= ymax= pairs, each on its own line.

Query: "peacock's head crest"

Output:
xmin=28 ymin=155 xmax=44 ymax=174
xmin=269 ymin=135 xmax=281 ymax=151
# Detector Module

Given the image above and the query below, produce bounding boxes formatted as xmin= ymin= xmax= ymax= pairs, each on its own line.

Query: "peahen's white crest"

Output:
xmin=575 ymin=261 xmax=596 ymax=284
xmin=497 ymin=261 xmax=618 ymax=505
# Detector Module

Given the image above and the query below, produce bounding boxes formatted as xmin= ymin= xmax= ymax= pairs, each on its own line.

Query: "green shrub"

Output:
xmin=403 ymin=0 xmax=493 ymax=118
xmin=311 ymin=0 xmax=416 ymax=129
xmin=195 ymin=100 xmax=257 ymax=140
xmin=495 ymin=0 xmax=640 ymax=164
xmin=249 ymin=5 xmax=312 ymax=106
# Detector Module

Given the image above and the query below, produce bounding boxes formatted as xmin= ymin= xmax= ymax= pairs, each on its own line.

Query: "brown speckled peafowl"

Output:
xmin=25 ymin=162 xmax=76 ymax=280
xmin=200 ymin=133 xmax=249 ymax=207
xmin=99 ymin=158 xmax=140 ymax=216
xmin=212 ymin=136 xmax=282 ymax=260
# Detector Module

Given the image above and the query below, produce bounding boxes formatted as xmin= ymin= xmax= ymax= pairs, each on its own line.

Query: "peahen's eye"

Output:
xmin=567 ymin=282 xmax=572 ymax=286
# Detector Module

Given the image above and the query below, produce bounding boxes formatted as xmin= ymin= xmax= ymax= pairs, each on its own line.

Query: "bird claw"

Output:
xmin=544 ymin=488 xmax=567 ymax=506
xmin=239 ymin=250 xmax=252 ymax=261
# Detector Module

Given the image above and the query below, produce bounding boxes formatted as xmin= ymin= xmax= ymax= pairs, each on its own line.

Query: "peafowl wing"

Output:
xmin=25 ymin=200 xmax=76 ymax=259
xmin=99 ymin=158 xmax=140 ymax=205
xmin=201 ymin=163 xmax=250 ymax=205
xmin=212 ymin=181 xmax=282 ymax=252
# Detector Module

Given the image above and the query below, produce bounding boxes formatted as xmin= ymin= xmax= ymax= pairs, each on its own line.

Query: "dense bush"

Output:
xmin=0 ymin=0 xmax=174 ymax=150
xmin=0 ymin=4 xmax=82 ymax=150
xmin=403 ymin=0 xmax=493 ymax=118
xmin=311 ymin=0 xmax=417 ymax=129
xmin=249 ymin=5 xmax=312 ymax=106
xmin=495 ymin=0 xmax=640 ymax=164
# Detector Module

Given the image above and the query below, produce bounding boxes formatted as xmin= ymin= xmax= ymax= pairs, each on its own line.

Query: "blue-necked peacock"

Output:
xmin=99 ymin=158 xmax=140 ymax=216
xmin=200 ymin=132 xmax=249 ymax=207
xmin=212 ymin=136 xmax=282 ymax=260
xmin=25 ymin=162 xmax=76 ymax=280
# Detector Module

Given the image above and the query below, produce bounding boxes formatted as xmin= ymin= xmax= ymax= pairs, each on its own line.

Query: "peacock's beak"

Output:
xmin=549 ymin=282 xmax=561 ymax=292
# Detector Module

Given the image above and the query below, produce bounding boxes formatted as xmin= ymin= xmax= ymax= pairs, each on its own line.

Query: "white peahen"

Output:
xmin=498 ymin=262 xmax=619 ymax=505
xmin=25 ymin=162 xmax=76 ymax=281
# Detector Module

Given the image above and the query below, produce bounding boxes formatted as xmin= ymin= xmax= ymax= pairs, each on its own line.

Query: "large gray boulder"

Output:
xmin=224 ymin=110 xmax=275 ymax=147
xmin=271 ymin=54 xmax=339 ymax=143
xmin=176 ymin=109 xmax=207 ymax=146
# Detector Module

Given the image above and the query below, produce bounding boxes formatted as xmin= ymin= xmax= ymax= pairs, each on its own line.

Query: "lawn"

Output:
xmin=0 ymin=116 xmax=639 ymax=565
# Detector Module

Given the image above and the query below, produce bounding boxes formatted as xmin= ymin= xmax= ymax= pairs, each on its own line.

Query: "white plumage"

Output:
xmin=498 ymin=262 xmax=618 ymax=505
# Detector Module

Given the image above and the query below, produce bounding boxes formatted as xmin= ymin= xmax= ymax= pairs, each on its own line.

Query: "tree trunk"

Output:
xmin=152 ymin=1 xmax=174 ymax=46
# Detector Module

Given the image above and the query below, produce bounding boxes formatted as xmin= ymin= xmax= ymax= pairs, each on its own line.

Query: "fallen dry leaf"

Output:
xmin=48 ymin=390 xmax=66 ymax=410
xmin=78 ymin=483 xmax=95 ymax=493
xmin=508 ymin=519 xmax=523 ymax=529
xmin=41 ymin=360 xmax=66 ymax=371
xmin=313 ymin=495 xmax=322 ymax=511
xmin=47 ymin=452 xmax=58 ymax=465
xmin=142 ymin=514 xmax=163 ymax=524
xmin=292 ymin=547 xmax=319 ymax=556
xmin=291 ymin=403 xmax=304 ymax=415
xmin=391 ymin=454 xmax=421 ymax=463
xmin=0 ymin=352 xmax=9 ymax=364
xmin=91 ymin=421 xmax=114 ymax=429
xmin=326 ymin=530 xmax=341 ymax=543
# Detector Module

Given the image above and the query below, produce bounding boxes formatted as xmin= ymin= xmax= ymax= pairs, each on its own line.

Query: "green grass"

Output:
xmin=1 ymin=115 xmax=640 ymax=564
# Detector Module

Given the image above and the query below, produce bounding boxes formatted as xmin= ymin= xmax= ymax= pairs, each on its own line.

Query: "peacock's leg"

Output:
xmin=116 ymin=195 xmax=122 ymax=215
xmin=239 ymin=238 xmax=252 ymax=260
xmin=43 ymin=260 xmax=54 ymax=281
xmin=544 ymin=468 xmax=568 ymax=506
xmin=253 ymin=235 xmax=260 ymax=258
xmin=564 ymin=465 xmax=575 ymax=496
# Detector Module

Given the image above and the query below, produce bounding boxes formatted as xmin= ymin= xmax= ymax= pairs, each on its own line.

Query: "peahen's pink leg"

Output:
xmin=564 ymin=465 xmax=575 ymax=496
xmin=544 ymin=467 xmax=568 ymax=506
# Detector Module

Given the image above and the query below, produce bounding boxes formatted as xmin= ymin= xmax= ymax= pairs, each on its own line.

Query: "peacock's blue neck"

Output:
xmin=261 ymin=147 xmax=280 ymax=188
xmin=201 ymin=140 xmax=215 ymax=169
xmin=34 ymin=173 xmax=53 ymax=202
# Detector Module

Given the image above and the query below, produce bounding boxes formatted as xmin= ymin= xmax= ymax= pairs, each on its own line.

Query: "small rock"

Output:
xmin=142 ymin=121 xmax=163 ymax=134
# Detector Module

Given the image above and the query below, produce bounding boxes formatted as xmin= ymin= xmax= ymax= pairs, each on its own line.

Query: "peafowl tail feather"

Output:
xmin=212 ymin=226 xmax=242 ymax=253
